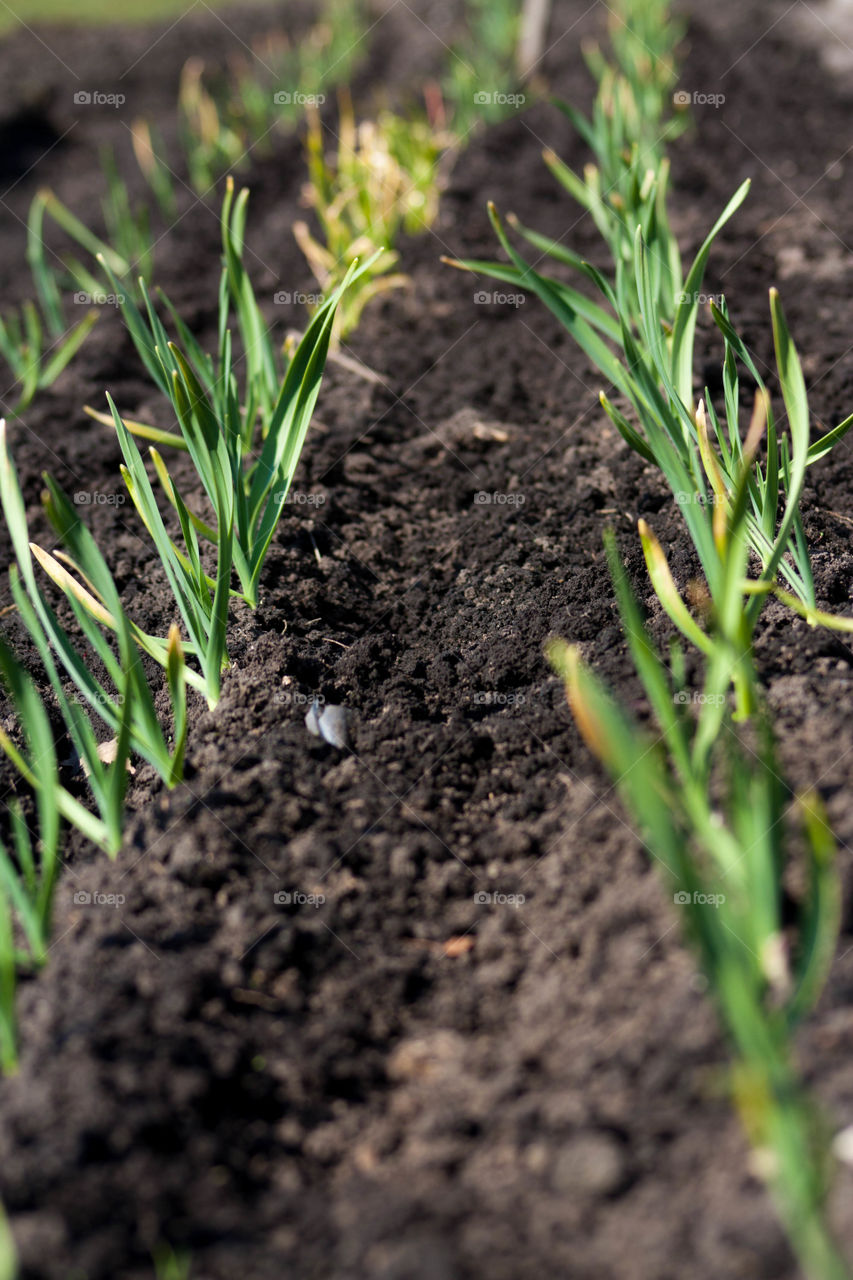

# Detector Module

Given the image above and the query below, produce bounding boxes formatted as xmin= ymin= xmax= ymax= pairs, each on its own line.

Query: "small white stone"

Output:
xmin=832 ymin=1124 xmax=853 ymax=1166
xmin=304 ymin=700 xmax=323 ymax=737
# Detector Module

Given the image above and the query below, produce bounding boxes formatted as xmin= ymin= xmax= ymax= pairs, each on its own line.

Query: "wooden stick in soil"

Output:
xmin=517 ymin=0 xmax=553 ymax=80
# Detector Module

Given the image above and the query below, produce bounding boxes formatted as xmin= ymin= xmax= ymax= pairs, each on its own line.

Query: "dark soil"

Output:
xmin=1 ymin=1 xmax=853 ymax=1278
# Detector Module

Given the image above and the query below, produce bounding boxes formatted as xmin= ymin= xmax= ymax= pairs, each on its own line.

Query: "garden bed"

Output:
xmin=1 ymin=1 xmax=853 ymax=1276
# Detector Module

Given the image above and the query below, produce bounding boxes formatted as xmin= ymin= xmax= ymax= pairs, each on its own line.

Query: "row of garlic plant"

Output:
xmin=451 ymin=1 xmax=851 ymax=1274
